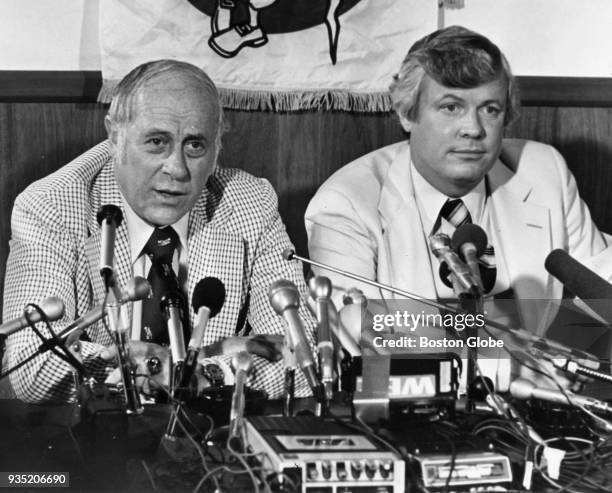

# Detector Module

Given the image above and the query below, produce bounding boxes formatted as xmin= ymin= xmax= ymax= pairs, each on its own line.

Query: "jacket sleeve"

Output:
xmin=305 ymin=181 xmax=383 ymax=308
xmin=243 ymin=179 xmax=318 ymax=399
xmin=3 ymin=191 xmax=110 ymax=403
xmin=549 ymin=145 xmax=612 ymax=279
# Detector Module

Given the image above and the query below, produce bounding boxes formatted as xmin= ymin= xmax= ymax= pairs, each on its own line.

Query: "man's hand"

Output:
xmin=203 ymin=334 xmax=284 ymax=362
xmin=100 ymin=340 xmax=171 ymax=395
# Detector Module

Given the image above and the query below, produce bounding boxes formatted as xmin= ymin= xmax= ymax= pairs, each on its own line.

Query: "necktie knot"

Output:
xmin=433 ymin=198 xmax=497 ymax=294
xmin=143 ymin=227 xmax=179 ymax=265
xmin=439 ymin=198 xmax=471 ymax=228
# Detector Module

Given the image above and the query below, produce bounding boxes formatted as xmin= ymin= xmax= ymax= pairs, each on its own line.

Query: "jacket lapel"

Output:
xmin=186 ymin=183 xmax=245 ymax=340
xmin=377 ymin=144 xmax=438 ymax=299
xmin=488 ymin=160 xmax=556 ymax=334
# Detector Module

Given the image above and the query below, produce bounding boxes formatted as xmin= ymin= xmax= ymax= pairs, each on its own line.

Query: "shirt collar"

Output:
xmin=410 ymin=160 xmax=487 ymax=232
xmin=120 ymin=194 xmax=189 ymax=264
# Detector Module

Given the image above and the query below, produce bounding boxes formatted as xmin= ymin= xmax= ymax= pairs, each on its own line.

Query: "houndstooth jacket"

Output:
xmin=3 ymin=141 xmax=315 ymax=403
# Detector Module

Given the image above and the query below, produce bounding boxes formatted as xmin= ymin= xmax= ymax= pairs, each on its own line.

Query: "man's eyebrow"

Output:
xmin=143 ymin=128 xmax=171 ymax=136
xmin=436 ymin=93 xmax=465 ymax=101
xmin=183 ymin=133 xmax=207 ymax=140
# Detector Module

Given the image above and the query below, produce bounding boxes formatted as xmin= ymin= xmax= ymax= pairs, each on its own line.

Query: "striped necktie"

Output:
xmin=434 ymin=198 xmax=497 ymax=293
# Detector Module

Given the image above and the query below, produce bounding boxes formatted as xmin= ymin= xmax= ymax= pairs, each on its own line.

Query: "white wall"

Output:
xmin=0 ymin=0 xmax=610 ymax=76
xmin=0 ymin=0 xmax=101 ymax=70
xmin=444 ymin=0 xmax=612 ymax=77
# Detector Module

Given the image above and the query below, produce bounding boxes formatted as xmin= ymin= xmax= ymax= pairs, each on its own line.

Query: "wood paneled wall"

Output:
xmin=1 ymin=102 xmax=612 ymax=319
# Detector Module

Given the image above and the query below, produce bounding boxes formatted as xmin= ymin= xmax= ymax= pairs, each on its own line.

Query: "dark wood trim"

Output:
xmin=518 ymin=76 xmax=612 ymax=107
xmin=0 ymin=71 xmax=611 ymax=107
xmin=0 ymin=71 xmax=103 ymax=102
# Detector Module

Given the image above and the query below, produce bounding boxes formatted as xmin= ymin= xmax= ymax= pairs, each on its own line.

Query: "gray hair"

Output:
xmin=107 ymin=59 xmax=227 ymax=156
xmin=389 ymin=26 xmax=519 ymax=126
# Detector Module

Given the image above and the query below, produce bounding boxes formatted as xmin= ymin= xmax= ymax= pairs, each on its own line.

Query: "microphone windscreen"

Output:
xmin=281 ymin=248 xmax=295 ymax=261
xmin=545 ymin=249 xmax=612 ymax=302
xmin=192 ymin=277 xmax=226 ymax=317
xmin=452 ymin=224 xmax=487 ymax=257
xmin=96 ymin=204 xmax=123 ymax=226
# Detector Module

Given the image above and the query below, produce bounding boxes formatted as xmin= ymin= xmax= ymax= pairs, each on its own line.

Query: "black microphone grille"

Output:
xmin=281 ymin=248 xmax=296 ymax=261
xmin=545 ymin=248 xmax=612 ymax=301
xmin=451 ymin=224 xmax=487 ymax=257
xmin=96 ymin=204 xmax=123 ymax=227
xmin=192 ymin=277 xmax=226 ymax=318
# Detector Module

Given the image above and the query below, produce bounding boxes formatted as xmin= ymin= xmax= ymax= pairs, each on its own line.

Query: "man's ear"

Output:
xmin=104 ymin=116 xmax=118 ymax=147
xmin=398 ymin=114 xmax=413 ymax=133
xmin=104 ymin=116 xmax=122 ymax=159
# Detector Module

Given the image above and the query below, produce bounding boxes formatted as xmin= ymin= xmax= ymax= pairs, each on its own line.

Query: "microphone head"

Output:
xmin=545 ymin=249 xmax=568 ymax=275
xmin=509 ymin=378 xmax=535 ymax=400
xmin=343 ymin=287 xmax=367 ymax=306
xmin=268 ymin=279 xmax=300 ymax=315
xmin=96 ymin=204 xmax=123 ymax=227
xmin=160 ymin=291 xmax=184 ymax=311
xmin=231 ymin=351 xmax=254 ymax=374
xmin=121 ymin=277 xmax=152 ymax=302
xmin=308 ymin=276 xmax=332 ymax=301
xmin=281 ymin=248 xmax=296 ymax=261
xmin=38 ymin=296 xmax=65 ymax=322
xmin=192 ymin=277 xmax=226 ymax=318
xmin=429 ymin=233 xmax=451 ymax=253
xmin=452 ymin=224 xmax=488 ymax=257
xmin=545 ymin=248 xmax=612 ymax=303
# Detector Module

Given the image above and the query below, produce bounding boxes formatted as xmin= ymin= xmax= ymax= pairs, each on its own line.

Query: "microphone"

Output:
xmin=269 ymin=280 xmax=324 ymax=401
xmin=0 ymin=297 xmax=65 ymax=337
xmin=429 ymin=233 xmax=481 ymax=295
xmin=308 ymin=276 xmax=335 ymax=401
xmin=37 ymin=277 xmax=151 ymax=352
xmin=452 ymin=224 xmax=487 ymax=290
xmin=179 ymin=277 xmax=226 ymax=389
xmin=228 ymin=351 xmax=254 ymax=444
xmin=96 ymin=204 xmax=123 ymax=288
xmin=510 ymin=378 xmax=612 ymax=416
xmin=161 ymin=291 xmax=186 ymax=364
xmin=545 ymin=249 xmax=612 ymax=325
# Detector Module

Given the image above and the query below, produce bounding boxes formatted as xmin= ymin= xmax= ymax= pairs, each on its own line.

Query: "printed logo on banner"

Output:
xmin=188 ymin=0 xmax=363 ymax=63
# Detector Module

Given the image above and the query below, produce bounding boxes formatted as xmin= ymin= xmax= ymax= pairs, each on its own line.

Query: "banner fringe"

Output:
xmin=99 ymin=80 xmax=392 ymax=113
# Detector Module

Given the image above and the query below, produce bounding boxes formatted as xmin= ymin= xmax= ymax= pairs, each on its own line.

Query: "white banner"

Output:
xmin=99 ymin=0 xmax=438 ymax=111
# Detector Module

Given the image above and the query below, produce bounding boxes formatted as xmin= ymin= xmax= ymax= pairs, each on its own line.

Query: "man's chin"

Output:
xmin=142 ymin=208 xmax=187 ymax=227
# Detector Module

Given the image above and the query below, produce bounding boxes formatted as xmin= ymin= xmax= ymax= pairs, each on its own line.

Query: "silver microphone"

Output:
xmin=228 ymin=351 xmax=254 ymax=443
xmin=510 ymin=378 xmax=612 ymax=415
xmin=96 ymin=204 xmax=123 ymax=288
xmin=45 ymin=277 xmax=151 ymax=345
xmin=161 ymin=292 xmax=186 ymax=364
xmin=308 ymin=276 xmax=335 ymax=401
xmin=429 ymin=233 xmax=481 ymax=294
xmin=269 ymin=280 xmax=323 ymax=401
xmin=0 ymin=297 xmax=65 ymax=337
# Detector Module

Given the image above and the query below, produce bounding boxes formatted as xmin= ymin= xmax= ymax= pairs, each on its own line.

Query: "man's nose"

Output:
xmin=162 ymin=149 xmax=190 ymax=180
xmin=459 ymin=109 xmax=485 ymax=138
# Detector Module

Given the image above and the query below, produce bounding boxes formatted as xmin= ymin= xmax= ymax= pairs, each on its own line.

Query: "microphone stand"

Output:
xmin=455 ymin=282 xmax=484 ymax=413
xmin=0 ymin=304 xmax=87 ymax=382
xmin=283 ymin=337 xmax=297 ymax=417
xmin=104 ymin=276 xmax=144 ymax=415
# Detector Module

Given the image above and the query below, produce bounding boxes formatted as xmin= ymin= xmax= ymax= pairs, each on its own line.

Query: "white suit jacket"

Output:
xmin=306 ymin=139 xmax=612 ymax=337
xmin=4 ymin=141 xmax=315 ymax=402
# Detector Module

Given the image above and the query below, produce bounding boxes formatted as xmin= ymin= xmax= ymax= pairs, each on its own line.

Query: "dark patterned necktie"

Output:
xmin=435 ymin=198 xmax=497 ymax=293
xmin=141 ymin=226 xmax=184 ymax=345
